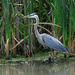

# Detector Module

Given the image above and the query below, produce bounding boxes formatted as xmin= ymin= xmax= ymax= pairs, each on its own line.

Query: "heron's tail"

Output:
xmin=65 ymin=47 xmax=70 ymax=54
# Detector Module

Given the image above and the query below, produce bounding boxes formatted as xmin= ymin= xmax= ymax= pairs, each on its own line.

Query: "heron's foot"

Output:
xmin=48 ymin=54 xmax=54 ymax=63
xmin=48 ymin=57 xmax=54 ymax=63
xmin=48 ymin=57 xmax=51 ymax=63
xmin=48 ymin=54 xmax=52 ymax=63
xmin=52 ymin=57 xmax=54 ymax=63
xmin=55 ymin=56 xmax=58 ymax=59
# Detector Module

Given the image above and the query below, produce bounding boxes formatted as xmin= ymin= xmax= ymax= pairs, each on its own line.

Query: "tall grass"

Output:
xmin=53 ymin=0 xmax=75 ymax=52
xmin=10 ymin=0 xmax=16 ymax=56
xmin=0 ymin=0 xmax=75 ymax=59
xmin=53 ymin=0 xmax=67 ymax=45
xmin=68 ymin=0 xmax=75 ymax=52
xmin=2 ymin=0 xmax=10 ymax=58
xmin=26 ymin=0 xmax=33 ymax=56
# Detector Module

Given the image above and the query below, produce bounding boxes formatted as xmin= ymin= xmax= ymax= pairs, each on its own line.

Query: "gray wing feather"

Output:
xmin=41 ymin=33 xmax=69 ymax=53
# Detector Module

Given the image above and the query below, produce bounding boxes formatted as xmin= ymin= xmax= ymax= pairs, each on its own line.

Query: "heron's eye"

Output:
xmin=30 ymin=13 xmax=36 ymax=16
xmin=30 ymin=14 xmax=34 ymax=16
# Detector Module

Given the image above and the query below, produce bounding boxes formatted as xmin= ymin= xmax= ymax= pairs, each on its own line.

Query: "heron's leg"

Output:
xmin=55 ymin=51 xmax=58 ymax=59
xmin=64 ymin=52 xmax=67 ymax=58
xmin=51 ymin=49 xmax=54 ymax=62
xmin=48 ymin=54 xmax=51 ymax=62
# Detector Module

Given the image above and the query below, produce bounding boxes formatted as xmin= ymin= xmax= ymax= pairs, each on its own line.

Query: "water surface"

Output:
xmin=0 ymin=59 xmax=75 ymax=75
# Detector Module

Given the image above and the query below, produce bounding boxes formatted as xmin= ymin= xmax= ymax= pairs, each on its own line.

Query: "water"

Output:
xmin=0 ymin=59 xmax=75 ymax=75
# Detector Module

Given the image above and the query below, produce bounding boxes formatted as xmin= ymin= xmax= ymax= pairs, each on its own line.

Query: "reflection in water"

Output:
xmin=0 ymin=59 xmax=75 ymax=75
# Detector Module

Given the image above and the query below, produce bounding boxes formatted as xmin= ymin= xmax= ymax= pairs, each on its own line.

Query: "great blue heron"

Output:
xmin=24 ymin=13 xmax=70 ymax=60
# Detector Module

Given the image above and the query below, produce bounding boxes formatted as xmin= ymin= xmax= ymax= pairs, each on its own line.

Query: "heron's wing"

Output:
xmin=41 ymin=33 xmax=70 ymax=53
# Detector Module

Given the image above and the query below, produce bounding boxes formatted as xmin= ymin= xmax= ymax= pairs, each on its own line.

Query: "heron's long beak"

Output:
xmin=24 ymin=15 xmax=31 ymax=18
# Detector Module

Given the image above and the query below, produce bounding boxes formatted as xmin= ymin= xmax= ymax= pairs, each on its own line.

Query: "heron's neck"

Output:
xmin=34 ymin=18 xmax=40 ymax=38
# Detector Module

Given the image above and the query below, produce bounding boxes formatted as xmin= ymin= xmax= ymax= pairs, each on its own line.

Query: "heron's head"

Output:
xmin=24 ymin=13 xmax=38 ymax=19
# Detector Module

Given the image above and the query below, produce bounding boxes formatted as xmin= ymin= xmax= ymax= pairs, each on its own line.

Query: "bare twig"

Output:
xmin=14 ymin=36 xmax=30 ymax=58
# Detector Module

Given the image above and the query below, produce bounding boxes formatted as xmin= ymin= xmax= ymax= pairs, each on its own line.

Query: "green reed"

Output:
xmin=2 ymin=0 xmax=10 ymax=58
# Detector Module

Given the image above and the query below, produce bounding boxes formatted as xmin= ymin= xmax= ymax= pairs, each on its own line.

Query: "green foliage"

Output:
xmin=2 ymin=0 xmax=10 ymax=58
xmin=2 ymin=0 xmax=10 ymax=39
xmin=0 ymin=0 xmax=75 ymax=59
xmin=52 ymin=0 xmax=75 ymax=51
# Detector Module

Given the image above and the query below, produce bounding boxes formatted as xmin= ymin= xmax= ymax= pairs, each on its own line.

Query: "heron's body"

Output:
xmin=24 ymin=13 xmax=70 ymax=54
xmin=41 ymin=33 xmax=69 ymax=53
